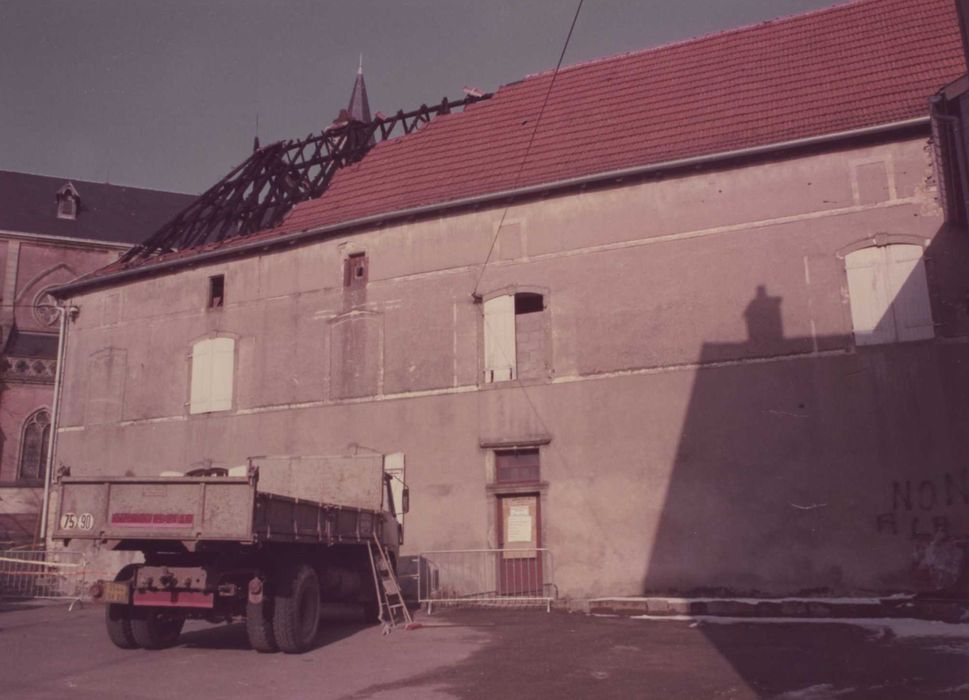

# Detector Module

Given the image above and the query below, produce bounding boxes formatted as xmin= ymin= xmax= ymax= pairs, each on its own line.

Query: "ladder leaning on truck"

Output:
xmin=51 ymin=458 xmax=409 ymax=654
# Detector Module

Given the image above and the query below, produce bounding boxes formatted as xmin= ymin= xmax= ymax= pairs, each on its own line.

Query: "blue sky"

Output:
xmin=0 ymin=0 xmax=841 ymax=194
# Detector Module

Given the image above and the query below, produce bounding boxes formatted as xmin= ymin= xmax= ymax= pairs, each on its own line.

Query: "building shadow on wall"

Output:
xmin=640 ymin=226 xmax=969 ymax=694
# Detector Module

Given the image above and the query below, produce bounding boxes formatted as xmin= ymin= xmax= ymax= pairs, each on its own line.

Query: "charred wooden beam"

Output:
xmin=122 ymin=93 xmax=491 ymax=264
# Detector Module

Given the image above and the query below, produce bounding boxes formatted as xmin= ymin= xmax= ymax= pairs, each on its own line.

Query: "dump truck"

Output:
xmin=51 ymin=455 xmax=408 ymax=653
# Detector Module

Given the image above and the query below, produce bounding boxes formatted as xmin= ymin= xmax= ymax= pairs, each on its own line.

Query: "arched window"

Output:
xmin=19 ymin=409 xmax=51 ymax=482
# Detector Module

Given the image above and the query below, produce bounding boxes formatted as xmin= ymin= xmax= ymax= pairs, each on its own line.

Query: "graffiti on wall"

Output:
xmin=875 ymin=469 xmax=968 ymax=591
xmin=875 ymin=469 xmax=968 ymax=538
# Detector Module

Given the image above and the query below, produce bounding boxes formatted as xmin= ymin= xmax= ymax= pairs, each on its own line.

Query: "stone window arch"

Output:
xmin=18 ymin=409 xmax=51 ymax=482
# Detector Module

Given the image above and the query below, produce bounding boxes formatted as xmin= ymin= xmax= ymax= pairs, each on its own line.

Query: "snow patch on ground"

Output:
xmin=591 ymin=595 xmax=909 ymax=605
xmin=938 ymin=683 xmax=969 ymax=694
xmin=632 ymin=615 xmax=969 ymax=638
xmin=769 ymin=684 xmax=854 ymax=699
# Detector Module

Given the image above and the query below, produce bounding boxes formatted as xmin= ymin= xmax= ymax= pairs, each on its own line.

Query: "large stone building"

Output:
xmin=0 ymin=171 xmax=192 ymax=544
xmin=51 ymin=0 xmax=969 ymax=598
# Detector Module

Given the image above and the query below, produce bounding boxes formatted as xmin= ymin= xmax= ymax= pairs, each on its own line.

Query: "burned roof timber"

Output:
xmin=122 ymin=93 xmax=491 ymax=264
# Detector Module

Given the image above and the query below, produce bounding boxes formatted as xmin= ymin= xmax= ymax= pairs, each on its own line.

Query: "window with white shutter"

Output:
xmin=845 ymin=244 xmax=933 ymax=346
xmin=483 ymin=295 xmax=517 ymax=382
xmin=190 ymin=337 xmax=235 ymax=414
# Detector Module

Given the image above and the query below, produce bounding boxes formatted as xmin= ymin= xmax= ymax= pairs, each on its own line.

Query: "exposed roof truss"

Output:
xmin=122 ymin=93 xmax=491 ymax=264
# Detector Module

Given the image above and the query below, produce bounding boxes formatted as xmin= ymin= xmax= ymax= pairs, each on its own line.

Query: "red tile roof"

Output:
xmin=60 ymin=0 xmax=967 ymax=288
xmin=274 ymin=0 xmax=964 ymax=236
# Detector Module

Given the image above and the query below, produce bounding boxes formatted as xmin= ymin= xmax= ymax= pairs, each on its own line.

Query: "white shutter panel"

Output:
xmin=483 ymin=295 xmax=516 ymax=382
xmin=209 ymin=337 xmax=235 ymax=411
xmin=845 ymin=247 xmax=896 ymax=346
xmin=189 ymin=339 xmax=213 ymax=414
xmin=885 ymin=244 xmax=934 ymax=342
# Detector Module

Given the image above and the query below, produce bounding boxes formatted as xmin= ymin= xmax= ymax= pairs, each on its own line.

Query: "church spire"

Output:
xmin=347 ymin=55 xmax=372 ymax=123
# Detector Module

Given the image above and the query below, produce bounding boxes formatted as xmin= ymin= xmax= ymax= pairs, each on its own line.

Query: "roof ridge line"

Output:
xmin=517 ymin=0 xmax=876 ymax=84
xmin=0 ymin=169 xmax=196 ymax=196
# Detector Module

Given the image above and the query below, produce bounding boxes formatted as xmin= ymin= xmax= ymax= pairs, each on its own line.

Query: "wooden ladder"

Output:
xmin=368 ymin=532 xmax=413 ymax=633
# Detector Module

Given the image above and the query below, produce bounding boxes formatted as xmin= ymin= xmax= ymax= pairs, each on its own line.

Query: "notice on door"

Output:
xmin=506 ymin=505 xmax=532 ymax=543
xmin=502 ymin=496 xmax=537 ymax=560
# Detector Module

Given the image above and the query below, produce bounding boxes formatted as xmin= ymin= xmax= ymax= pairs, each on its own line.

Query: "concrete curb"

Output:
xmin=584 ymin=596 xmax=969 ymax=623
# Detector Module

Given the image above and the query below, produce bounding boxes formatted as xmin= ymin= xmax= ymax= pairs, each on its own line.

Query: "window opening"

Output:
xmin=18 ymin=409 xmax=51 ymax=482
xmin=208 ymin=275 xmax=225 ymax=308
xmin=514 ymin=292 xmax=544 ymax=315
xmin=845 ymin=244 xmax=933 ymax=346
xmin=190 ymin=337 xmax=235 ymax=414
xmin=495 ymin=448 xmax=540 ymax=484
xmin=55 ymin=184 xmax=80 ymax=220
xmin=344 ymin=252 xmax=368 ymax=289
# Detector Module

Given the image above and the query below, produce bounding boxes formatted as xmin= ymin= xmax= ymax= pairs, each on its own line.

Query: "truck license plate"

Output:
xmin=101 ymin=581 xmax=130 ymax=604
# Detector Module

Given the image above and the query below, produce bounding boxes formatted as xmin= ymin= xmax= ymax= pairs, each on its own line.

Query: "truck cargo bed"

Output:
xmin=53 ymin=474 xmax=386 ymax=545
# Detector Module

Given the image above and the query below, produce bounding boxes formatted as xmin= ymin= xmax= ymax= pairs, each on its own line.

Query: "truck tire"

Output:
xmin=246 ymin=598 xmax=278 ymax=653
xmin=105 ymin=565 xmax=139 ymax=649
xmin=130 ymin=609 xmax=184 ymax=650
xmin=272 ymin=563 xmax=320 ymax=653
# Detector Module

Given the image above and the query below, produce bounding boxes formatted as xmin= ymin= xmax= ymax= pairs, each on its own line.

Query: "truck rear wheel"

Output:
xmin=105 ymin=565 xmax=139 ymax=649
xmin=130 ymin=609 xmax=184 ymax=650
xmin=272 ymin=563 xmax=320 ymax=653
xmin=246 ymin=598 xmax=278 ymax=653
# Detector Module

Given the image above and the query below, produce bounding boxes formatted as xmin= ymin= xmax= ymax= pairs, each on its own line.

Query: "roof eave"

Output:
xmin=51 ymin=115 xmax=931 ymax=299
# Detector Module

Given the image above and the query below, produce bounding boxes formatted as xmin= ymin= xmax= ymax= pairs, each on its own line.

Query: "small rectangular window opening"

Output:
xmin=344 ymin=252 xmax=368 ymax=289
xmin=495 ymin=447 xmax=540 ymax=484
xmin=208 ymin=275 xmax=225 ymax=308
xmin=514 ymin=292 xmax=543 ymax=315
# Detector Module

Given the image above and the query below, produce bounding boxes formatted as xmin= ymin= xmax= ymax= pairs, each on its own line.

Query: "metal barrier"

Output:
xmin=0 ymin=549 xmax=87 ymax=602
xmin=418 ymin=548 xmax=555 ymax=613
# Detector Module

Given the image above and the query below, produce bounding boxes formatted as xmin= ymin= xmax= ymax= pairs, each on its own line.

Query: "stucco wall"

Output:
xmin=52 ymin=136 xmax=969 ymax=597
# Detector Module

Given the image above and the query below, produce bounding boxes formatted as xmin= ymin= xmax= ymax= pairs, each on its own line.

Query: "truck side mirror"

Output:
xmin=401 ymin=486 xmax=410 ymax=514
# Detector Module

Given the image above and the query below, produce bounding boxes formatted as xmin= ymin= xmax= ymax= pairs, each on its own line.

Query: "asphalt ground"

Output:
xmin=0 ymin=601 xmax=966 ymax=699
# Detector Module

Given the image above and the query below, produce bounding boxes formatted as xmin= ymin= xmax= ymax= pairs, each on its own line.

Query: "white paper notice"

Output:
xmin=507 ymin=505 xmax=533 ymax=543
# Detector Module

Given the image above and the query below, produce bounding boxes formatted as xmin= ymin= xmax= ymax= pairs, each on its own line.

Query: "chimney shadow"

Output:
xmin=638 ymin=225 xmax=969 ymax=694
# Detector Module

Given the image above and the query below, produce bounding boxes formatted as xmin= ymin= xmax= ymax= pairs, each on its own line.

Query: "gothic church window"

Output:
xmin=18 ymin=409 xmax=50 ymax=482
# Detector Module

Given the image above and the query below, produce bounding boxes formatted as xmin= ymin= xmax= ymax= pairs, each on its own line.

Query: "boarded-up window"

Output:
xmin=19 ymin=409 xmax=50 ymax=481
xmin=484 ymin=295 xmax=517 ymax=382
xmin=190 ymin=337 xmax=235 ymax=414
xmin=845 ymin=244 xmax=933 ymax=346
xmin=86 ymin=348 xmax=127 ymax=424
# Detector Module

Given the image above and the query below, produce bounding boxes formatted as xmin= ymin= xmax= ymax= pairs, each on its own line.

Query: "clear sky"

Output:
xmin=1 ymin=0 xmax=842 ymax=194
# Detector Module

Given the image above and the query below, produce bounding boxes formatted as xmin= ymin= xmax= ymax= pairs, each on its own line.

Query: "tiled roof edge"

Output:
xmin=51 ymin=114 xmax=930 ymax=299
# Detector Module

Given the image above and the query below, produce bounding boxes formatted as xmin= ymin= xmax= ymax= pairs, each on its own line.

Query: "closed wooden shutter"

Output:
xmin=189 ymin=339 xmax=213 ymax=414
xmin=483 ymin=295 xmax=516 ymax=382
xmin=190 ymin=337 xmax=235 ymax=414
xmin=846 ymin=244 xmax=933 ymax=346
xmin=210 ymin=337 xmax=235 ymax=411
xmin=845 ymin=247 xmax=896 ymax=346
xmin=885 ymin=244 xmax=933 ymax=342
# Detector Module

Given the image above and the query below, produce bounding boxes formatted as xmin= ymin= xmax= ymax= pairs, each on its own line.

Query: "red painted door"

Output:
xmin=498 ymin=494 xmax=543 ymax=596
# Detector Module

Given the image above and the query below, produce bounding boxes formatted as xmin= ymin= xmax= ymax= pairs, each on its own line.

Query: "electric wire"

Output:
xmin=470 ymin=0 xmax=584 ymax=298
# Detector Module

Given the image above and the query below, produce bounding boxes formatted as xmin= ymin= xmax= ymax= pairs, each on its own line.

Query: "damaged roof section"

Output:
xmin=122 ymin=93 xmax=490 ymax=265
xmin=60 ymin=0 xmax=966 ymax=294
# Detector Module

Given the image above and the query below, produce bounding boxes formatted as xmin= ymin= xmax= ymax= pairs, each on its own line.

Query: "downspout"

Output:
xmin=38 ymin=302 xmax=75 ymax=544
xmin=929 ymin=95 xmax=969 ymax=225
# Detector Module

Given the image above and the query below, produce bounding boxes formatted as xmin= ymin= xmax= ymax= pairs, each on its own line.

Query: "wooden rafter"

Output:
xmin=122 ymin=93 xmax=491 ymax=264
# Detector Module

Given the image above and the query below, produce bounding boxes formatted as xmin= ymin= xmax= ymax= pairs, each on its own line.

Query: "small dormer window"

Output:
xmin=55 ymin=183 xmax=80 ymax=220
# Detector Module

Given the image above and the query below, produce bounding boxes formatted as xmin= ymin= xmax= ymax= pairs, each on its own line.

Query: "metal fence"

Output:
xmin=0 ymin=549 xmax=87 ymax=602
xmin=418 ymin=548 xmax=555 ymax=613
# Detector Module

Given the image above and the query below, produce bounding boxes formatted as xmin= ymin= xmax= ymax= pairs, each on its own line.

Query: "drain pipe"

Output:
xmin=39 ymin=302 xmax=77 ymax=544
